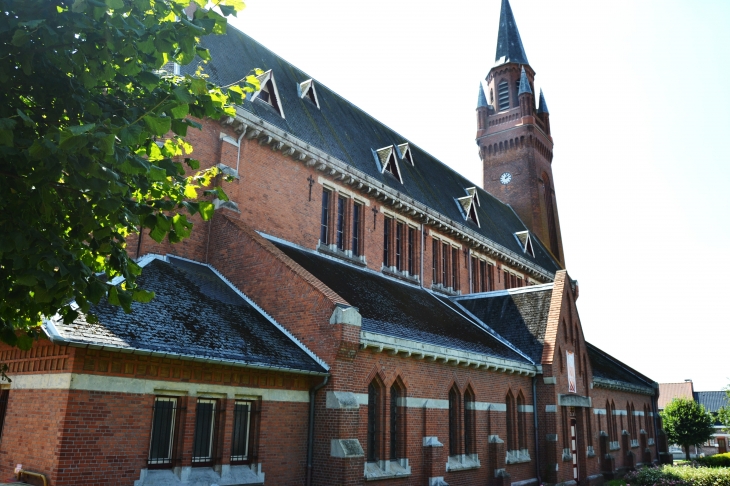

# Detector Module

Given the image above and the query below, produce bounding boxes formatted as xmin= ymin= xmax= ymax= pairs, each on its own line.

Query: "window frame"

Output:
xmin=191 ymin=398 xmax=218 ymax=466
xmin=352 ymin=202 xmax=362 ymax=256
xmin=148 ymin=396 xmax=179 ymax=468
xmin=448 ymin=386 xmax=460 ymax=456
xmin=320 ymin=189 xmax=331 ymax=246
xmin=383 ymin=216 xmax=392 ymax=268
xmin=336 ymin=195 xmax=346 ymax=251
xmin=230 ymin=400 xmax=255 ymax=464
xmin=367 ymin=379 xmax=383 ymax=462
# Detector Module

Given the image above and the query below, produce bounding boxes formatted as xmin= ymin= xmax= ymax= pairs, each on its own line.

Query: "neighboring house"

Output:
xmin=657 ymin=381 xmax=729 ymax=458
xmin=0 ymin=1 xmax=663 ymax=485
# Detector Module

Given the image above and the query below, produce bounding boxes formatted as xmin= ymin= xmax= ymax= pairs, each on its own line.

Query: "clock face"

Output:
xmin=500 ymin=172 xmax=512 ymax=185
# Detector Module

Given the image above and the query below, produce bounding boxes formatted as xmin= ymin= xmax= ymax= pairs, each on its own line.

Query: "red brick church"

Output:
xmin=0 ymin=1 xmax=665 ymax=485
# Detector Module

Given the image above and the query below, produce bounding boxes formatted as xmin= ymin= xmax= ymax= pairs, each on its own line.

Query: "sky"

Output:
xmin=229 ymin=0 xmax=730 ymax=392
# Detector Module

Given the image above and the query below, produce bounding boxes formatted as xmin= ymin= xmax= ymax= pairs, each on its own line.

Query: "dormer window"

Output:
xmin=514 ymin=231 xmax=535 ymax=257
xmin=498 ymin=81 xmax=510 ymax=111
xmin=457 ymin=188 xmax=480 ymax=227
xmin=253 ymin=70 xmax=285 ymax=118
xmin=373 ymin=145 xmax=403 ymax=184
xmin=299 ymin=79 xmax=320 ymax=109
xmin=397 ymin=143 xmax=414 ymax=166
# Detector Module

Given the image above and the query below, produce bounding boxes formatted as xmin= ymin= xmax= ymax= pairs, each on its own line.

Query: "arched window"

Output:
xmin=606 ymin=400 xmax=613 ymax=441
xmin=517 ymin=392 xmax=527 ymax=450
xmin=610 ymin=400 xmax=618 ymax=442
xmin=390 ymin=380 xmax=406 ymax=460
xmin=542 ymin=173 xmax=560 ymax=259
xmin=506 ymin=391 xmax=515 ymax=451
xmin=367 ymin=378 xmax=383 ymax=462
xmin=464 ymin=387 xmax=476 ymax=455
xmin=449 ymin=385 xmax=460 ymax=456
xmin=559 ymin=346 xmax=564 ymax=372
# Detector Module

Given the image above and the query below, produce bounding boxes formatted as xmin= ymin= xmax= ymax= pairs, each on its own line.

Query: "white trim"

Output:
xmin=454 ymin=282 xmax=554 ymax=301
xmin=429 ymin=232 xmax=462 ymax=249
xmin=6 ymin=373 xmax=309 ymax=402
xmin=594 ymin=408 xmax=607 ymax=415
xmin=251 ymin=70 xmax=285 ymax=118
xmin=318 ymin=176 xmax=370 ymax=205
xmin=298 ymin=79 xmax=320 ymax=109
xmin=381 ymin=208 xmax=419 ymax=228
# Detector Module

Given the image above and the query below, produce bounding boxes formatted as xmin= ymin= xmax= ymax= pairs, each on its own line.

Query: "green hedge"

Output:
xmin=697 ymin=452 xmax=730 ymax=468
xmin=624 ymin=465 xmax=730 ymax=486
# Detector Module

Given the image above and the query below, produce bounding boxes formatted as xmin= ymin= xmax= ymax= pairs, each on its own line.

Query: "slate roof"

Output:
xmin=452 ymin=286 xmax=553 ymax=364
xmin=271 ymin=240 xmax=530 ymax=364
xmin=182 ymin=27 xmax=560 ymax=276
xmin=658 ymin=382 xmax=695 ymax=409
xmin=44 ymin=256 xmax=326 ymax=374
xmin=694 ymin=391 xmax=729 ymax=414
xmin=494 ymin=0 xmax=529 ymax=65
xmin=587 ymin=342 xmax=656 ymax=391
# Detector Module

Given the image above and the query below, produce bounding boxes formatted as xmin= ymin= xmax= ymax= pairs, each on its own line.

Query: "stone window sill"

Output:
xmin=648 ymin=438 xmax=655 ymax=446
xmin=364 ymin=459 xmax=411 ymax=481
xmin=631 ymin=440 xmax=640 ymax=448
xmin=587 ymin=446 xmax=596 ymax=458
xmin=507 ymin=449 xmax=531 ymax=464
xmin=382 ymin=266 xmax=420 ymax=284
xmin=135 ymin=464 xmax=264 ymax=486
xmin=430 ymin=283 xmax=461 ymax=296
xmin=446 ymin=454 xmax=480 ymax=472
xmin=609 ymin=441 xmax=620 ymax=451
xmin=317 ymin=243 xmax=367 ymax=267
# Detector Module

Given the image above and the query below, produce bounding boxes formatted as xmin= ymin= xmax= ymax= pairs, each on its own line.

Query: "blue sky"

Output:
xmin=230 ymin=0 xmax=730 ymax=391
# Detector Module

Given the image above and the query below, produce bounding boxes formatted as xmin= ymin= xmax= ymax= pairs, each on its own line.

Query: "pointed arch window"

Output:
xmin=517 ymin=392 xmax=527 ymax=450
xmin=367 ymin=378 xmax=383 ymax=462
xmin=448 ymin=386 xmax=460 ymax=456
xmin=506 ymin=391 xmax=516 ymax=451
xmin=498 ymin=81 xmax=510 ymax=111
xmin=390 ymin=381 xmax=406 ymax=460
xmin=373 ymin=146 xmax=403 ymax=184
xmin=253 ymin=70 xmax=285 ymax=118
xmin=298 ymin=79 xmax=320 ymax=109
xmin=464 ymin=387 xmax=476 ymax=455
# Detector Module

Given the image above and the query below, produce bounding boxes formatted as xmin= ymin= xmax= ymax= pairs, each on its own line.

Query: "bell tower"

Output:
xmin=477 ymin=0 xmax=565 ymax=266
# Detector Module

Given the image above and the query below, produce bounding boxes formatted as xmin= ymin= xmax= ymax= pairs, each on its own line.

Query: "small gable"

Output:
xmin=373 ymin=145 xmax=403 ymax=183
xmin=457 ymin=189 xmax=480 ymax=227
xmin=299 ymin=79 xmax=320 ymax=109
xmin=397 ymin=143 xmax=414 ymax=166
xmin=514 ymin=231 xmax=535 ymax=257
xmin=253 ymin=70 xmax=285 ymax=118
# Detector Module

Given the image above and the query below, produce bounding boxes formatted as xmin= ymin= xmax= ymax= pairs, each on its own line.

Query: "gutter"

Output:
xmin=42 ymin=319 xmax=328 ymax=377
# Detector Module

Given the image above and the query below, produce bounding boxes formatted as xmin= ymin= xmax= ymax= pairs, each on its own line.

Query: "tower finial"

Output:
xmin=494 ymin=0 xmax=529 ymax=66
xmin=518 ymin=66 xmax=532 ymax=95
xmin=537 ymin=89 xmax=549 ymax=114
xmin=477 ymin=83 xmax=488 ymax=108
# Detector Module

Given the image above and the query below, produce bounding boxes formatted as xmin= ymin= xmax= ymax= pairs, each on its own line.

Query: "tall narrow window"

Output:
xmin=395 ymin=222 xmax=403 ymax=270
xmin=504 ymin=270 xmax=510 ymax=289
xmin=510 ymin=274 xmax=517 ymax=289
xmin=441 ymin=242 xmax=448 ymax=286
xmin=470 ymin=256 xmax=478 ymax=293
xmin=464 ymin=388 xmax=475 ymax=455
xmin=432 ymin=239 xmax=438 ymax=284
xmin=0 ymin=390 xmax=9 ymax=441
xmin=320 ymin=189 xmax=331 ymax=245
xmin=352 ymin=202 xmax=362 ymax=256
xmin=517 ymin=277 xmax=523 ymax=287
xmin=231 ymin=401 xmax=252 ymax=463
xmin=148 ymin=397 xmax=178 ymax=466
xmin=367 ymin=380 xmax=382 ymax=462
xmin=192 ymin=398 xmax=217 ymax=464
xmin=383 ymin=217 xmax=392 ymax=267
xmin=517 ymin=393 xmax=526 ymax=450
xmin=451 ymin=247 xmax=458 ymax=290
xmin=448 ymin=386 xmax=459 ymax=456
xmin=336 ymin=196 xmax=345 ymax=251
xmin=408 ymin=227 xmax=415 ymax=275
xmin=506 ymin=392 xmax=515 ymax=451
xmin=585 ymin=407 xmax=593 ymax=448
xmin=390 ymin=384 xmax=405 ymax=460
xmin=487 ymin=262 xmax=494 ymax=291
xmin=498 ymin=81 xmax=510 ymax=111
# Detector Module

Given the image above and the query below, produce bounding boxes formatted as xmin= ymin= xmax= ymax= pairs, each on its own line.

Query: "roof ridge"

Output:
xmin=586 ymin=342 xmax=656 ymax=387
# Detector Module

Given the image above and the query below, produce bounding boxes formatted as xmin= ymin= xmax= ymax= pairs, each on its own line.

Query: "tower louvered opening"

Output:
xmin=498 ymin=81 xmax=510 ymax=111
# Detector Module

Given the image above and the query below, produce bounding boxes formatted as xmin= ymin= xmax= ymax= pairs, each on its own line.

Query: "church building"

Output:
xmin=0 ymin=1 xmax=665 ymax=485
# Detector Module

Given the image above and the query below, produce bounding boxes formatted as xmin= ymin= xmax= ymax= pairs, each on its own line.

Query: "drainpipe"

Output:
xmin=420 ymin=223 xmax=425 ymax=289
xmin=532 ymin=375 xmax=542 ymax=485
xmin=235 ymin=130 xmax=245 ymax=174
xmin=652 ymin=392 xmax=660 ymax=461
xmin=306 ymin=374 xmax=329 ymax=486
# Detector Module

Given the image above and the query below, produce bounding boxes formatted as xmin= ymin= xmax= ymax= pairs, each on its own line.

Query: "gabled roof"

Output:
xmin=183 ymin=27 xmax=561 ymax=275
xmin=588 ymin=342 xmax=657 ymax=395
xmin=270 ymin=239 xmax=530 ymax=364
xmin=694 ymin=391 xmax=729 ymax=414
xmin=43 ymin=256 xmax=327 ymax=375
xmin=453 ymin=284 xmax=554 ymax=364
xmin=658 ymin=382 xmax=695 ymax=409
xmin=494 ymin=0 xmax=529 ymax=66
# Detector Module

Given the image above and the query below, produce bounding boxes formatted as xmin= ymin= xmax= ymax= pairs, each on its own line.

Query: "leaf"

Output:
xmin=149 ymin=165 xmax=167 ymax=181
xmin=132 ymin=289 xmax=155 ymax=303
xmin=171 ymin=119 xmax=188 ymax=136
xmin=0 ymin=130 xmax=12 ymax=147
xmin=99 ymin=133 xmax=116 ymax=155
xmin=137 ymin=71 xmax=159 ymax=90
xmin=119 ymin=124 xmax=144 ymax=146
xmin=105 ymin=0 xmax=124 ymax=8
xmin=149 ymin=225 xmax=166 ymax=243
xmin=195 ymin=46 xmax=211 ymax=61
xmin=173 ymin=85 xmax=194 ymax=103
xmin=219 ymin=4 xmax=236 ymax=16
xmin=198 ymin=200 xmax=215 ymax=221
xmin=67 ymin=123 xmax=96 ymax=135
xmin=170 ymin=103 xmax=189 ymax=119
xmin=184 ymin=185 xmax=198 ymax=199
xmin=17 ymin=109 xmax=34 ymax=127
xmin=11 ymin=30 xmax=30 ymax=46
xmin=143 ymin=115 xmax=171 ymax=136
xmin=190 ymin=78 xmax=207 ymax=95
xmin=221 ymin=0 xmax=246 ymax=12
xmin=16 ymin=334 xmax=33 ymax=351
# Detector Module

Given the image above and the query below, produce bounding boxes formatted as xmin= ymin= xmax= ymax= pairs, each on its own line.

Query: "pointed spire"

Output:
xmin=477 ymin=83 xmax=488 ymax=108
xmin=518 ymin=66 xmax=532 ymax=95
xmin=537 ymin=89 xmax=549 ymax=114
xmin=494 ymin=0 xmax=529 ymax=66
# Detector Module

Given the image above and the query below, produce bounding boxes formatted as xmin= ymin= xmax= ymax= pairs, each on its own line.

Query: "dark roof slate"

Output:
xmin=477 ymin=83 xmax=489 ymax=108
xmin=587 ymin=342 xmax=655 ymax=390
xmin=518 ymin=66 xmax=532 ymax=95
xmin=48 ymin=257 xmax=326 ymax=374
xmin=694 ymin=391 xmax=729 ymax=414
xmin=272 ymin=241 xmax=529 ymax=363
xmin=453 ymin=287 xmax=553 ymax=363
xmin=537 ymin=89 xmax=549 ymax=114
xmin=183 ymin=27 xmax=560 ymax=275
xmin=494 ymin=0 xmax=529 ymax=65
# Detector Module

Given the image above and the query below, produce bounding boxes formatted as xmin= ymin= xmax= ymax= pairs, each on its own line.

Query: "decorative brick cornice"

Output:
xmin=593 ymin=377 xmax=656 ymax=396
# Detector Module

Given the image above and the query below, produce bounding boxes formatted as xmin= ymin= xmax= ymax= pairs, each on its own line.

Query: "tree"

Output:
xmin=718 ymin=385 xmax=730 ymax=434
xmin=660 ymin=397 xmax=714 ymax=460
xmin=0 ymin=0 xmax=259 ymax=349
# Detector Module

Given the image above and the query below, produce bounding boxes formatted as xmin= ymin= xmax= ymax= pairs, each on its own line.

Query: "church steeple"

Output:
xmin=495 ymin=0 xmax=529 ymax=66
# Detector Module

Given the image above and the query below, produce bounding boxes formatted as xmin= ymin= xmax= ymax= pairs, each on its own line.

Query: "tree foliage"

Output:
xmin=0 ymin=0 xmax=259 ymax=348
xmin=661 ymin=397 xmax=715 ymax=461
xmin=718 ymin=385 xmax=730 ymax=433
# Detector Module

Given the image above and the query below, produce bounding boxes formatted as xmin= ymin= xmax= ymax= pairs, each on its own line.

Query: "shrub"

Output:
xmin=624 ymin=465 xmax=730 ymax=486
xmin=697 ymin=452 xmax=730 ymax=468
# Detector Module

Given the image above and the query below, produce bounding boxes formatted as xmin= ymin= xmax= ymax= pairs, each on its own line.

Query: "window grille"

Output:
xmin=231 ymin=401 xmax=252 ymax=463
xmin=192 ymin=399 xmax=217 ymax=464
xmin=320 ymin=189 xmax=330 ymax=245
xmin=148 ymin=397 xmax=178 ymax=466
xmin=336 ymin=196 xmax=345 ymax=251
xmin=498 ymin=81 xmax=510 ymax=111
xmin=352 ymin=203 xmax=361 ymax=256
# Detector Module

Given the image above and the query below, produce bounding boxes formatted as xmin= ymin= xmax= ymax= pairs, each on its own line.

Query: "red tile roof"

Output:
xmin=658 ymin=382 xmax=695 ymax=409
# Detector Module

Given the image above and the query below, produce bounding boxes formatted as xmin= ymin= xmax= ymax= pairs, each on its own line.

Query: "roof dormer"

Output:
xmin=298 ymin=79 xmax=320 ymax=109
xmin=397 ymin=143 xmax=414 ymax=166
xmin=514 ymin=231 xmax=535 ymax=257
xmin=373 ymin=145 xmax=403 ymax=184
xmin=457 ymin=189 xmax=480 ymax=227
xmin=252 ymin=70 xmax=285 ymax=118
